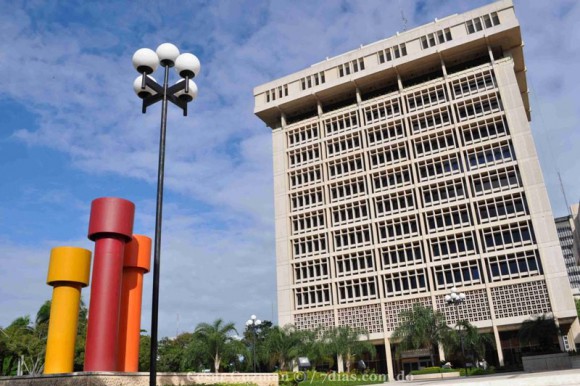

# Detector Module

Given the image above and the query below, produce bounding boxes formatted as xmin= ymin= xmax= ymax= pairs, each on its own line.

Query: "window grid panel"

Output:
xmin=470 ymin=166 xmax=522 ymax=197
xmin=335 ymin=250 xmax=376 ymax=277
xmin=429 ymin=231 xmax=478 ymax=262
xmin=435 ymin=289 xmax=491 ymax=324
xmin=295 ymin=284 xmax=332 ymax=310
xmin=491 ymin=281 xmax=552 ymax=319
xmin=406 ymin=84 xmax=447 ymax=113
xmin=294 ymin=258 xmax=330 ymax=284
xmin=466 ymin=140 xmax=515 ymax=171
xmin=425 ymin=204 xmax=472 ymax=234
xmin=290 ymin=187 xmax=325 ymax=212
xmin=289 ymin=165 xmax=323 ymax=190
xmin=417 ymin=153 xmax=463 ymax=182
xmin=328 ymin=177 xmax=367 ymax=203
xmin=372 ymin=166 xmax=413 ymax=193
xmin=337 ymin=277 xmax=378 ymax=304
xmin=287 ymin=122 xmax=320 ymax=148
xmin=433 ymin=260 xmax=483 ymax=289
xmin=487 ymin=249 xmax=543 ymax=282
xmin=475 ymin=192 xmax=529 ymax=224
xmin=294 ymin=310 xmax=335 ymax=331
xmin=409 ymin=106 xmax=452 ymax=134
xmin=337 ymin=303 xmax=383 ymax=334
xmin=366 ymin=120 xmax=406 ymax=147
xmin=328 ymin=154 xmax=365 ymax=179
xmin=323 ymin=111 xmax=359 ymax=137
xmin=374 ymin=189 xmax=416 ymax=218
xmin=369 ymin=142 xmax=409 ymax=169
xmin=481 ymin=220 xmax=536 ymax=252
xmin=331 ymin=199 xmax=370 ymax=227
xmin=381 ymin=241 xmax=424 ymax=269
xmin=333 ymin=225 xmax=373 ymax=251
xmin=363 ymin=97 xmax=402 ymax=125
xmin=377 ymin=215 xmax=420 ymax=243
xmin=383 ymin=268 xmax=429 ymax=297
xmin=421 ymin=178 xmax=467 ymax=208
xmin=288 ymin=144 xmax=321 ymax=168
xmin=292 ymin=233 xmax=328 ymax=259
xmin=384 ymin=297 xmax=432 ymax=331
xmin=291 ymin=210 xmax=326 ymax=235
xmin=450 ymin=69 xmax=496 ymax=100
xmin=461 ymin=115 xmax=508 ymax=146
xmin=327 ymin=132 xmax=362 ymax=158
xmin=413 ymin=129 xmax=457 ymax=158
xmin=455 ymin=92 xmax=502 ymax=122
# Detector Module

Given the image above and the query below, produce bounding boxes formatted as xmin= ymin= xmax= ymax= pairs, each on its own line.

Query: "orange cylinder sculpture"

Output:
xmin=117 ymin=234 xmax=151 ymax=372
xmin=44 ymin=247 xmax=91 ymax=374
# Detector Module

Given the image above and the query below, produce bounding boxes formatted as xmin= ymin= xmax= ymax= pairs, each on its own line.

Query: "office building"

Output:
xmin=254 ymin=0 xmax=578 ymax=376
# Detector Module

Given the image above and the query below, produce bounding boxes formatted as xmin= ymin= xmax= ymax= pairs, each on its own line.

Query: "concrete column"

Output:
xmin=384 ymin=337 xmax=394 ymax=381
xmin=493 ymin=325 xmax=504 ymax=366
xmin=337 ymin=354 xmax=344 ymax=372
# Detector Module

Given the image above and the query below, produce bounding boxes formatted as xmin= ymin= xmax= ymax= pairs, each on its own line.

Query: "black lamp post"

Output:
xmin=445 ymin=286 xmax=467 ymax=376
xmin=246 ymin=315 xmax=262 ymax=372
xmin=132 ymin=43 xmax=201 ymax=386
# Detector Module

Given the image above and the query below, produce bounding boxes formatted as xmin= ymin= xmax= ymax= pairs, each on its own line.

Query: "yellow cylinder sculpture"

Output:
xmin=44 ymin=246 xmax=91 ymax=374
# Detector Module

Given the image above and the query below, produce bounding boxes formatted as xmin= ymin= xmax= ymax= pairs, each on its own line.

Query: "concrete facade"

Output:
xmin=254 ymin=0 xmax=578 ymax=377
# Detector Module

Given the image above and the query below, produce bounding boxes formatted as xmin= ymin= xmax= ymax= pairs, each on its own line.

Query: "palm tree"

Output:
xmin=446 ymin=320 xmax=494 ymax=364
xmin=322 ymin=326 xmax=376 ymax=373
xmin=519 ymin=314 xmax=559 ymax=354
xmin=392 ymin=303 xmax=452 ymax=367
xmin=262 ymin=325 xmax=303 ymax=370
xmin=194 ymin=319 xmax=240 ymax=372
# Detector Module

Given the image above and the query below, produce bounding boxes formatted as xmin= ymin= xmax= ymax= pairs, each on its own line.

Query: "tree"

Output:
xmin=194 ymin=319 xmax=241 ymax=372
xmin=576 ymin=299 xmax=580 ymax=319
xmin=519 ymin=314 xmax=559 ymax=354
xmin=158 ymin=332 xmax=197 ymax=372
xmin=392 ymin=303 xmax=452 ymax=367
xmin=262 ymin=325 xmax=303 ymax=371
xmin=445 ymin=320 xmax=494 ymax=365
xmin=139 ymin=334 xmax=151 ymax=371
xmin=243 ymin=320 xmax=273 ymax=371
xmin=322 ymin=326 xmax=375 ymax=372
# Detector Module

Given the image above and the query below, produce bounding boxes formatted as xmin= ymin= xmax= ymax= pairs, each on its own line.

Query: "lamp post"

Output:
xmin=445 ymin=286 xmax=466 ymax=376
xmin=131 ymin=43 xmax=200 ymax=386
xmin=246 ymin=315 xmax=262 ymax=372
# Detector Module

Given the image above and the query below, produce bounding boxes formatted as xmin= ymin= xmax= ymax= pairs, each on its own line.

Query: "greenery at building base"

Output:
xmin=518 ymin=313 xmax=560 ymax=355
xmin=278 ymin=371 xmax=386 ymax=386
xmin=409 ymin=366 xmax=457 ymax=375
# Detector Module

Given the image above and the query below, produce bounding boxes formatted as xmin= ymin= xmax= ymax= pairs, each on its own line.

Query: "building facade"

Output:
xmin=254 ymin=0 xmax=577 ymax=376
xmin=555 ymin=205 xmax=580 ymax=298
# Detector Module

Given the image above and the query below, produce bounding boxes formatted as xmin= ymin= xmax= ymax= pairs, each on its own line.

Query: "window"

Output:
xmin=376 ymin=215 xmax=419 ymax=242
xmin=294 ymin=259 xmax=330 ymax=283
xmin=265 ymin=84 xmax=288 ymax=102
xmin=291 ymin=210 xmax=326 ymax=235
xmin=290 ymin=187 xmax=324 ymax=211
xmin=289 ymin=165 xmax=322 ymax=189
xmin=422 ymin=179 xmax=466 ymax=207
xmin=372 ymin=165 xmax=413 ymax=192
xmin=414 ymin=129 xmax=456 ymax=158
xmin=369 ymin=143 xmax=408 ymax=169
xmin=456 ymin=93 xmax=502 ymax=122
xmin=476 ymin=192 xmax=528 ymax=224
xmin=466 ymin=12 xmax=500 ymax=34
xmin=487 ymin=250 xmax=543 ymax=281
xmin=328 ymin=154 xmax=365 ymax=179
xmin=337 ymin=277 xmax=377 ymax=304
xmin=324 ymin=111 xmax=359 ymax=136
xmin=461 ymin=116 xmax=508 ymax=146
xmin=300 ymin=71 xmax=326 ymax=90
xmin=377 ymin=43 xmax=407 ymax=63
xmin=327 ymin=133 xmax=362 ymax=158
xmin=295 ymin=284 xmax=332 ymax=309
xmin=421 ymin=28 xmax=452 ymax=49
xmin=433 ymin=260 xmax=482 ymax=289
xmin=292 ymin=233 xmax=327 ymax=258
xmin=481 ymin=221 xmax=535 ymax=252
xmin=334 ymin=225 xmax=373 ymax=251
xmin=329 ymin=177 xmax=366 ymax=203
xmin=336 ymin=250 xmax=375 ymax=277
xmin=425 ymin=205 xmax=471 ymax=234
xmin=466 ymin=141 xmax=515 ymax=171
xmin=429 ymin=231 xmax=477 ymax=261
xmin=375 ymin=189 xmax=415 ymax=217
xmin=363 ymin=97 xmax=401 ymax=125
xmin=384 ymin=269 xmax=428 ymax=297
xmin=338 ymin=58 xmax=365 ymax=77
xmin=451 ymin=69 xmax=496 ymax=99
xmin=406 ymin=84 xmax=447 ymax=112
xmin=367 ymin=120 xmax=405 ymax=146
xmin=288 ymin=144 xmax=320 ymax=168
xmin=331 ymin=200 xmax=369 ymax=226
xmin=409 ymin=106 xmax=452 ymax=134
xmin=381 ymin=241 xmax=423 ymax=268
xmin=417 ymin=153 xmax=462 ymax=182
xmin=287 ymin=122 xmax=319 ymax=148
xmin=471 ymin=166 xmax=522 ymax=197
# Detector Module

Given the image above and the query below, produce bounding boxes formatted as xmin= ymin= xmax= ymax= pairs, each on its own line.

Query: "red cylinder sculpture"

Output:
xmin=117 ymin=235 xmax=151 ymax=372
xmin=84 ymin=197 xmax=135 ymax=371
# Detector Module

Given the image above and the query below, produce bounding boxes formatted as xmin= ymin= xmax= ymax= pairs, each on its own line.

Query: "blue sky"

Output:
xmin=1 ymin=0 xmax=579 ymax=338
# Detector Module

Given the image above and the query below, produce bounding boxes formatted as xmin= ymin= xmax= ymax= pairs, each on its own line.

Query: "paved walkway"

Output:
xmin=386 ymin=368 xmax=580 ymax=385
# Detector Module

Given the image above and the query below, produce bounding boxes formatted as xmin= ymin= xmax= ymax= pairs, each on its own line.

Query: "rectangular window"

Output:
xmin=290 ymin=187 xmax=324 ymax=212
xmin=376 ymin=215 xmax=419 ymax=242
xmin=287 ymin=122 xmax=319 ymax=148
xmin=300 ymin=71 xmax=326 ymax=90
xmin=421 ymin=179 xmax=466 ymax=207
xmin=476 ymin=192 xmax=528 ymax=224
xmin=328 ymin=154 xmax=365 ymax=179
xmin=429 ymin=231 xmax=477 ymax=261
xmin=417 ymin=153 xmax=462 ymax=182
xmin=406 ymin=84 xmax=447 ymax=112
xmin=384 ymin=269 xmax=428 ymax=297
xmin=420 ymin=28 xmax=452 ymax=49
xmin=367 ymin=120 xmax=405 ymax=146
xmin=326 ymin=133 xmax=362 ymax=158
xmin=295 ymin=284 xmax=332 ymax=309
xmin=372 ymin=165 xmax=412 ymax=192
xmin=456 ymin=93 xmax=502 ymax=122
xmin=408 ymin=106 xmax=452 ymax=134
xmin=334 ymin=225 xmax=372 ymax=251
xmin=336 ymin=250 xmax=375 ymax=277
xmin=331 ymin=200 xmax=369 ymax=226
xmin=433 ymin=260 xmax=482 ymax=289
xmin=291 ymin=210 xmax=326 ymax=235
xmin=363 ymin=97 xmax=401 ymax=125
xmin=292 ymin=233 xmax=327 ymax=259
xmin=381 ymin=241 xmax=423 ymax=269
xmin=288 ymin=144 xmax=320 ymax=168
xmin=374 ymin=189 xmax=415 ymax=218
xmin=329 ymin=177 xmax=366 ymax=203
xmin=466 ymin=140 xmax=515 ymax=171
xmin=466 ymin=12 xmax=500 ymax=34
xmin=481 ymin=221 xmax=535 ymax=252
xmin=425 ymin=204 xmax=472 ymax=234
xmin=471 ymin=166 xmax=522 ymax=197
xmin=461 ymin=116 xmax=508 ymax=146
xmin=487 ymin=249 xmax=543 ymax=282
xmin=323 ymin=111 xmax=359 ymax=136
xmin=369 ymin=142 xmax=408 ymax=169
xmin=451 ymin=69 xmax=496 ymax=99
xmin=337 ymin=277 xmax=377 ymax=304
xmin=414 ymin=129 xmax=456 ymax=158
xmin=294 ymin=258 xmax=330 ymax=283
xmin=289 ymin=165 xmax=322 ymax=189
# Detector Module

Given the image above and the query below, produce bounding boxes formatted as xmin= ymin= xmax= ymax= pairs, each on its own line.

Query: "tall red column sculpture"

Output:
xmin=84 ymin=197 xmax=135 ymax=371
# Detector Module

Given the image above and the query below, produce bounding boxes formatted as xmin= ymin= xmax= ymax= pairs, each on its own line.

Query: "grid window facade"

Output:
xmin=381 ymin=241 xmax=424 ymax=269
xmin=337 ymin=277 xmax=378 ymax=304
xmin=456 ymin=92 xmax=502 ymax=122
xmin=336 ymin=250 xmax=375 ymax=277
xmin=377 ymin=215 xmax=420 ymax=242
xmin=329 ymin=177 xmax=366 ymax=203
xmin=369 ymin=142 xmax=408 ymax=169
xmin=334 ymin=225 xmax=373 ymax=251
xmin=470 ymin=166 xmax=522 ymax=197
xmin=451 ymin=69 xmax=496 ymax=99
xmin=406 ymin=84 xmax=447 ymax=112
xmin=414 ymin=129 xmax=456 ymax=158
xmin=288 ymin=145 xmax=320 ymax=168
xmin=475 ymin=192 xmax=528 ymax=224
xmin=367 ymin=120 xmax=405 ymax=146
xmin=291 ymin=210 xmax=326 ymax=235
xmin=425 ymin=204 xmax=472 ymax=234
xmin=294 ymin=259 xmax=330 ymax=284
xmin=293 ymin=233 xmax=327 ymax=259
xmin=383 ymin=269 xmax=429 ymax=297
xmin=287 ymin=122 xmax=319 ymax=148
xmin=375 ymin=189 xmax=416 ymax=217
xmin=290 ymin=187 xmax=324 ymax=212
xmin=466 ymin=140 xmax=515 ymax=171
xmin=487 ymin=249 xmax=543 ymax=281
xmin=461 ymin=115 xmax=508 ymax=146
xmin=429 ymin=231 xmax=478 ymax=261
xmin=422 ymin=178 xmax=467 ymax=207
xmin=409 ymin=106 xmax=452 ymax=133
xmin=372 ymin=165 xmax=413 ymax=192
xmin=363 ymin=97 xmax=402 ymax=125
xmin=328 ymin=154 xmax=365 ymax=179
xmin=433 ymin=260 xmax=483 ymax=289
xmin=289 ymin=166 xmax=322 ymax=189
xmin=295 ymin=284 xmax=332 ymax=309
xmin=327 ymin=133 xmax=362 ymax=158
xmin=481 ymin=220 xmax=535 ymax=252
xmin=324 ymin=111 xmax=359 ymax=136
xmin=417 ymin=153 xmax=462 ymax=182
xmin=331 ymin=200 xmax=370 ymax=226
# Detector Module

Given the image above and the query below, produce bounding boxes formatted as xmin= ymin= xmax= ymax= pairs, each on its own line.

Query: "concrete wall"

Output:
xmin=0 ymin=372 xmax=279 ymax=386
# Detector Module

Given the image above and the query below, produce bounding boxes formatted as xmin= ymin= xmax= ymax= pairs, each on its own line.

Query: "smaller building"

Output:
xmin=555 ymin=205 xmax=580 ymax=298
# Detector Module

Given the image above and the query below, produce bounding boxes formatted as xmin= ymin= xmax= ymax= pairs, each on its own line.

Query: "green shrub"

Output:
xmin=410 ymin=367 xmax=457 ymax=375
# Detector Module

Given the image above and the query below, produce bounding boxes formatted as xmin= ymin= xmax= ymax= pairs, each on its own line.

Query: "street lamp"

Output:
xmin=132 ymin=43 xmax=200 ymax=386
xmin=445 ymin=286 xmax=466 ymax=376
xmin=246 ymin=315 xmax=262 ymax=372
